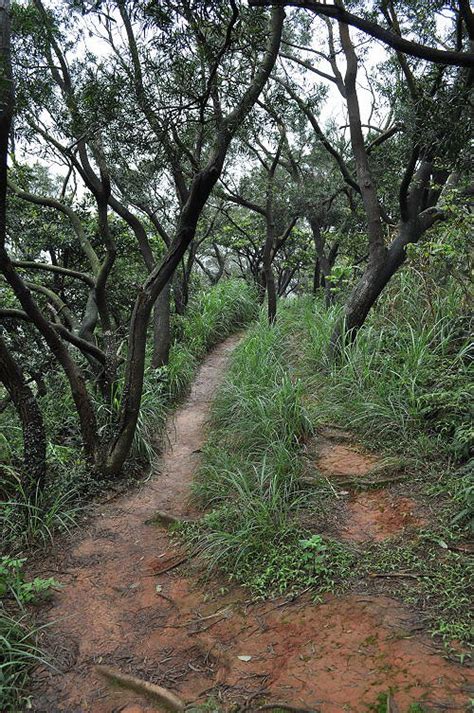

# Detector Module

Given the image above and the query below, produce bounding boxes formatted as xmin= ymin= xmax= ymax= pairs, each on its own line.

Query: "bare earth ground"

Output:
xmin=30 ymin=335 xmax=471 ymax=712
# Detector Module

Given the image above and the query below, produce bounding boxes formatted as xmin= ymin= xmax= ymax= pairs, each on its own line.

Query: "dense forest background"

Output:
xmin=0 ymin=0 xmax=472 ymax=710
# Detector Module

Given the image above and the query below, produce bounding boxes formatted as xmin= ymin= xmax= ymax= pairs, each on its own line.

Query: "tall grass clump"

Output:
xmin=173 ymin=278 xmax=258 ymax=362
xmin=184 ymin=314 xmax=352 ymax=595
xmin=0 ymin=612 xmax=46 ymax=712
xmin=299 ymin=273 xmax=473 ymax=462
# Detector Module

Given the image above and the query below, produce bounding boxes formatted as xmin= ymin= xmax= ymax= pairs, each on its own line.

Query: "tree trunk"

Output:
xmin=0 ymin=337 xmax=46 ymax=491
xmin=308 ymin=215 xmax=334 ymax=307
xmin=263 ymin=221 xmax=277 ymax=324
xmin=313 ymin=256 xmax=321 ymax=293
xmin=330 ymin=228 xmax=412 ymax=351
xmin=151 ymin=280 xmax=171 ymax=369
xmin=264 ymin=260 xmax=277 ymax=323
xmin=172 ymin=269 xmax=186 ymax=315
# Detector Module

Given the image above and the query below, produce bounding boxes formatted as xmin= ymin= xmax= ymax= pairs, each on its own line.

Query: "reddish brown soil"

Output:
xmin=317 ymin=442 xmax=379 ymax=477
xmin=315 ymin=440 xmax=426 ymax=544
xmin=339 ymin=491 xmax=426 ymax=543
xmin=30 ymin=338 xmax=470 ymax=712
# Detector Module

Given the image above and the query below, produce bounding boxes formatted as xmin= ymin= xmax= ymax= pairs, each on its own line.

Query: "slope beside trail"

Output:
xmin=30 ymin=335 xmax=470 ymax=712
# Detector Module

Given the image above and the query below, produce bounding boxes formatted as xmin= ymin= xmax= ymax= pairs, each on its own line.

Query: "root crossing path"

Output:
xmin=32 ymin=336 xmax=469 ymax=713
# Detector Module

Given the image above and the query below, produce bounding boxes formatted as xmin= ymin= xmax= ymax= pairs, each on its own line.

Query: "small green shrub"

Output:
xmin=0 ymin=559 xmax=56 ymax=712
xmin=0 ymin=609 xmax=50 ymax=712
xmin=0 ymin=557 xmax=57 ymax=606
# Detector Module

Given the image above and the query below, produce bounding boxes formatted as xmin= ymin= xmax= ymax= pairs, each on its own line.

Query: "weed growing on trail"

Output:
xmin=362 ymin=536 xmax=472 ymax=648
xmin=369 ymin=693 xmax=428 ymax=713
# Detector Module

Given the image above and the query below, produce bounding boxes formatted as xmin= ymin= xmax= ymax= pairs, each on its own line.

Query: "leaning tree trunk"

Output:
xmin=330 ymin=227 xmax=413 ymax=351
xmin=0 ymin=337 xmax=46 ymax=491
xmin=151 ymin=281 xmax=171 ymax=369
xmin=172 ymin=269 xmax=186 ymax=315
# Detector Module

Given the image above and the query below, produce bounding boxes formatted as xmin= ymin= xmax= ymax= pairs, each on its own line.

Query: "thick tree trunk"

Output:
xmin=264 ymin=260 xmax=277 ymax=323
xmin=313 ymin=257 xmax=321 ymax=293
xmin=172 ymin=269 xmax=186 ymax=315
xmin=330 ymin=228 xmax=412 ymax=351
xmin=151 ymin=280 xmax=171 ymax=369
xmin=0 ymin=337 xmax=46 ymax=490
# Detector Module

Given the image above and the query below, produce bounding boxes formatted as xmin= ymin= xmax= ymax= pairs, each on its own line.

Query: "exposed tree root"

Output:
xmin=96 ymin=664 xmax=186 ymax=710
xmin=144 ymin=509 xmax=195 ymax=527
xmin=253 ymin=704 xmax=320 ymax=713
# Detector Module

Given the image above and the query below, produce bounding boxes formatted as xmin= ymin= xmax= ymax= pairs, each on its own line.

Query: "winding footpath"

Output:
xmin=30 ymin=335 xmax=470 ymax=712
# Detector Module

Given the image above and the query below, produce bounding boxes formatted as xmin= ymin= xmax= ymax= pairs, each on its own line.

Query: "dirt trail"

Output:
xmin=31 ymin=338 xmax=470 ymax=712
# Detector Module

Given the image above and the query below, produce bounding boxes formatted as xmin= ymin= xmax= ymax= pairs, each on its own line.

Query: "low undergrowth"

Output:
xmin=0 ymin=558 xmax=57 ymax=711
xmin=361 ymin=535 xmax=472 ymax=649
xmin=183 ymin=317 xmax=354 ymax=596
xmin=295 ymin=273 xmax=472 ymax=464
xmin=184 ymin=272 xmax=472 ymax=646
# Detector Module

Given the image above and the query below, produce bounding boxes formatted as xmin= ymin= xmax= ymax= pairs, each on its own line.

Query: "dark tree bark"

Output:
xmin=151 ymin=281 xmax=171 ymax=369
xmin=172 ymin=268 xmax=187 ymax=316
xmin=328 ymin=20 xmax=461 ymax=349
xmin=308 ymin=214 xmax=335 ymax=306
xmin=0 ymin=2 xmax=99 ymax=462
xmin=0 ymin=337 xmax=46 ymax=490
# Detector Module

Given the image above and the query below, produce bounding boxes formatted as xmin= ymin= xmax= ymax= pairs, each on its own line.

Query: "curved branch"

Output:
xmin=12 ymin=260 xmax=94 ymax=286
xmin=248 ymin=0 xmax=474 ymax=67
xmin=0 ymin=308 xmax=106 ymax=364
xmin=8 ymin=180 xmax=101 ymax=275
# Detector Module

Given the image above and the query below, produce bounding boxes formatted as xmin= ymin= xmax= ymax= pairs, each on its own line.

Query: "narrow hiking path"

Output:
xmin=30 ymin=336 xmax=470 ymax=712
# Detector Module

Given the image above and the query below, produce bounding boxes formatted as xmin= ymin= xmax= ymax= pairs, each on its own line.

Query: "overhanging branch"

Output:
xmin=248 ymin=0 xmax=474 ymax=67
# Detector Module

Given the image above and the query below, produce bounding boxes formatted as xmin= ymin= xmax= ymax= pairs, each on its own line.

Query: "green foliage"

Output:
xmin=0 ymin=557 xmax=57 ymax=606
xmin=431 ymin=460 xmax=474 ymax=535
xmin=183 ymin=314 xmax=352 ymax=595
xmin=0 ymin=611 xmax=47 ymax=712
xmin=296 ymin=273 xmax=473 ymax=462
xmin=0 ymin=279 xmax=257 ymax=554
xmin=186 ymin=270 xmax=471 ymax=642
xmin=363 ymin=537 xmax=472 ymax=647
xmin=0 ymin=559 xmax=55 ymax=712
xmin=0 ymin=465 xmax=81 ymax=552
xmin=0 ymin=279 xmax=256 ymax=708
xmin=173 ymin=278 xmax=258 ymax=363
